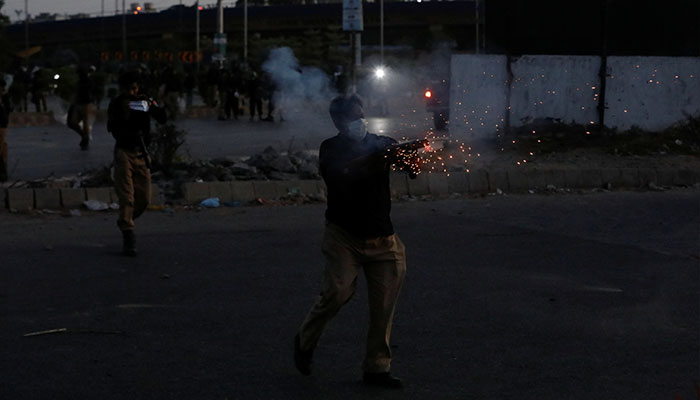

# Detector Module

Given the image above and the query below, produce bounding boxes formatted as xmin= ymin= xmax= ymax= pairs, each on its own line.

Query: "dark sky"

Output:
xmin=1 ymin=0 xmax=228 ymax=21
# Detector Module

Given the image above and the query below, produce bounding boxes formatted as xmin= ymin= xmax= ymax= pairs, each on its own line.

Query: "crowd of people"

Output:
xmin=0 ymin=60 xmax=290 ymax=175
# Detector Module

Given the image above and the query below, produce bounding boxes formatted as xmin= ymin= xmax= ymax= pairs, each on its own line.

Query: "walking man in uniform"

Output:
xmin=107 ymin=71 xmax=166 ymax=256
xmin=67 ymin=66 xmax=97 ymax=150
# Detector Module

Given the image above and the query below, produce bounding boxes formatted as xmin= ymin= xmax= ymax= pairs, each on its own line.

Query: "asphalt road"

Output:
xmin=1 ymin=189 xmax=698 ymax=399
xmin=5 ymin=104 xmax=436 ymax=181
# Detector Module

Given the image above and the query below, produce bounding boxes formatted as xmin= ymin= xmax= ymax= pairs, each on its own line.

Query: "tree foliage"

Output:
xmin=0 ymin=0 xmax=13 ymax=71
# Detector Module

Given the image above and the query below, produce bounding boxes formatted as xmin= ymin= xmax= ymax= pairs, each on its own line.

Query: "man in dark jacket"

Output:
xmin=67 ymin=66 xmax=97 ymax=150
xmin=107 ymin=71 xmax=166 ymax=256
xmin=294 ymin=94 xmax=423 ymax=388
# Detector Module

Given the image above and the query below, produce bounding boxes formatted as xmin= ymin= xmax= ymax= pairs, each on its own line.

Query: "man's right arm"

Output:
xmin=107 ymin=97 xmax=125 ymax=136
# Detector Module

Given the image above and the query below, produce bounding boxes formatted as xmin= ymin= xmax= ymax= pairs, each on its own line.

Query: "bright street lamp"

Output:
xmin=374 ymin=67 xmax=386 ymax=79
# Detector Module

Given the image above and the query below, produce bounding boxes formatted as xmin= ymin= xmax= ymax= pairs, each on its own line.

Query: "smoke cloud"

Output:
xmin=262 ymin=47 xmax=337 ymax=121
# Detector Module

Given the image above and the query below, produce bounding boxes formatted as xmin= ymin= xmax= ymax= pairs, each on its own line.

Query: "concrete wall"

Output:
xmin=605 ymin=56 xmax=700 ymax=131
xmin=509 ymin=55 xmax=601 ymax=128
xmin=449 ymin=54 xmax=700 ymax=137
xmin=450 ymin=55 xmax=509 ymax=138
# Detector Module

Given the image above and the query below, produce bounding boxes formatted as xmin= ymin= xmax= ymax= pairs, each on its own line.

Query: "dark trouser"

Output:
xmin=225 ymin=93 xmax=239 ymax=119
xmin=67 ymin=103 xmax=96 ymax=144
xmin=298 ymin=222 xmax=407 ymax=373
xmin=113 ymin=148 xmax=151 ymax=231
xmin=249 ymin=98 xmax=263 ymax=119
xmin=0 ymin=127 xmax=7 ymax=181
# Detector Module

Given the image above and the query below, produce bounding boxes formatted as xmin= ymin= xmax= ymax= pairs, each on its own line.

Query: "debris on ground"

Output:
xmin=200 ymin=197 xmax=220 ymax=208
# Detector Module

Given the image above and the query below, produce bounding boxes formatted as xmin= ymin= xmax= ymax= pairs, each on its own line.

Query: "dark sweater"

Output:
xmin=320 ymin=133 xmax=397 ymax=239
xmin=107 ymin=94 xmax=166 ymax=150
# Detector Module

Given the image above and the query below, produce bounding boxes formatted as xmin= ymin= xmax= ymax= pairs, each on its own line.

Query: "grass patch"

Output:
xmin=502 ymin=116 xmax=700 ymax=156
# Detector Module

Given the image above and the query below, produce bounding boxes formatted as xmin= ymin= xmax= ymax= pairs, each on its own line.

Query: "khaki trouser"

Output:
xmin=113 ymin=148 xmax=151 ymax=231
xmin=0 ymin=128 xmax=7 ymax=181
xmin=298 ymin=222 xmax=407 ymax=373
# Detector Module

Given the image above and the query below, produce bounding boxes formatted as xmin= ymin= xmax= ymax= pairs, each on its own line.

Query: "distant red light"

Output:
xmin=198 ymin=6 xmax=203 ymax=10
xmin=424 ymin=90 xmax=432 ymax=98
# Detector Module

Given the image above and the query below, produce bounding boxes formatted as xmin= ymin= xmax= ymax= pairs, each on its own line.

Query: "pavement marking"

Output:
xmin=116 ymin=304 xmax=178 ymax=309
xmin=582 ymin=285 xmax=624 ymax=293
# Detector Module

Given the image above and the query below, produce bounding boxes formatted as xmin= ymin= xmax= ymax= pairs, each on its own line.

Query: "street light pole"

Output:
xmin=380 ymin=0 xmax=384 ymax=65
xmin=196 ymin=1 xmax=200 ymax=75
xmin=475 ymin=0 xmax=480 ymax=54
xmin=215 ymin=0 xmax=225 ymax=68
xmin=244 ymin=0 xmax=248 ymax=63
xmin=122 ymin=0 xmax=127 ymax=59
xmin=24 ymin=0 xmax=28 ymax=50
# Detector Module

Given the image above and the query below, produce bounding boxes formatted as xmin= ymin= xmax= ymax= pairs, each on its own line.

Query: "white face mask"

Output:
xmin=346 ymin=118 xmax=368 ymax=141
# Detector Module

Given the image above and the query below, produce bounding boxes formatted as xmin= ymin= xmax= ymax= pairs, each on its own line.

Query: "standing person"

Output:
xmin=184 ymin=67 xmax=196 ymax=108
xmin=30 ymin=66 xmax=50 ymax=113
xmin=217 ymin=67 xmax=231 ymax=121
xmin=294 ymin=94 xmax=423 ymax=388
xmin=0 ymin=77 xmax=12 ymax=182
xmin=246 ymin=71 xmax=264 ymax=121
xmin=67 ymin=66 xmax=97 ymax=150
xmin=107 ymin=71 xmax=166 ymax=256
xmin=224 ymin=66 xmax=242 ymax=121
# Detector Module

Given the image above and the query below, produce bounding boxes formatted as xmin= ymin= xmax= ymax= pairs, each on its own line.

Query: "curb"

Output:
xmin=2 ymin=167 xmax=699 ymax=211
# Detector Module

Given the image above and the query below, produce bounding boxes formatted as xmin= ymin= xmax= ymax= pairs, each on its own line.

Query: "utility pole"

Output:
xmin=122 ymin=0 xmax=127 ymax=59
xmin=244 ymin=0 xmax=248 ymax=63
xmin=342 ymin=0 xmax=363 ymax=94
xmin=196 ymin=1 xmax=201 ymax=75
xmin=101 ymin=0 xmax=105 ymax=63
xmin=380 ymin=0 xmax=384 ymax=65
xmin=598 ymin=0 xmax=608 ymax=131
xmin=474 ymin=0 xmax=480 ymax=54
xmin=481 ymin=0 xmax=486 ymax=51
xmin=24 ymin=0 xmax=28 ymax=51
xmin=213 ymin=0 xmax=226 ymax=68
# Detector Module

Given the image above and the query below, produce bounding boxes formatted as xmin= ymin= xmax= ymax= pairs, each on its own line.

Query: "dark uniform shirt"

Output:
xmin=320 ymin=132 xmax=397 ymax=239
xmin=107 ymin=94 xmax=166 ymax=150
xmin=74 ymin=76 xmax=95 ymax=104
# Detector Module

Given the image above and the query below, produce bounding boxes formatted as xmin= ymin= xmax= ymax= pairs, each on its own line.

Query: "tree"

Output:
xmin=0 ymin=0 xmax=13 ymax=71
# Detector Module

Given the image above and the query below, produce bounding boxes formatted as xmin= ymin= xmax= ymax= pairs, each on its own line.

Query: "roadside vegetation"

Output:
xmin=502 ymin=116 xmax=700 ymax=157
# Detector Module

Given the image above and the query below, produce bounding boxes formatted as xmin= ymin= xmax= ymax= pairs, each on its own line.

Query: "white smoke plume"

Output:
xmin=262 ymin=47 xmax=337 ymax=123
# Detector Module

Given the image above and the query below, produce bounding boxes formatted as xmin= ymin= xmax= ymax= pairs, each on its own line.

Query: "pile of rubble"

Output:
xmin=2 ymin=146 xmax=322 ymax=204
xmin=161 ymin=146 xmax=320 ymax=182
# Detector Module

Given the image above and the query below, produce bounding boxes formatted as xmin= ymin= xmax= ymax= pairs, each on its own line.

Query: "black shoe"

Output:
xmin=122 ymin=230 xmax=137 ymax=257
xmin=363 ymin=372 xmax=403 ymax=388
xmin=79 ymin=138 xmax=90 ymax=150
xmin=294 ymin=334 xmax=313 ymax=376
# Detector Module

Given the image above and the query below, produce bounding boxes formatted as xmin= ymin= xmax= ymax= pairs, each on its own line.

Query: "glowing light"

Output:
xmin=424 ymin=90 xmax=432 ymax=98
xmin=374 ymin=67 xmax=386 ymax=79
xmin=53 ymin=74 xmax=60 ymax=80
